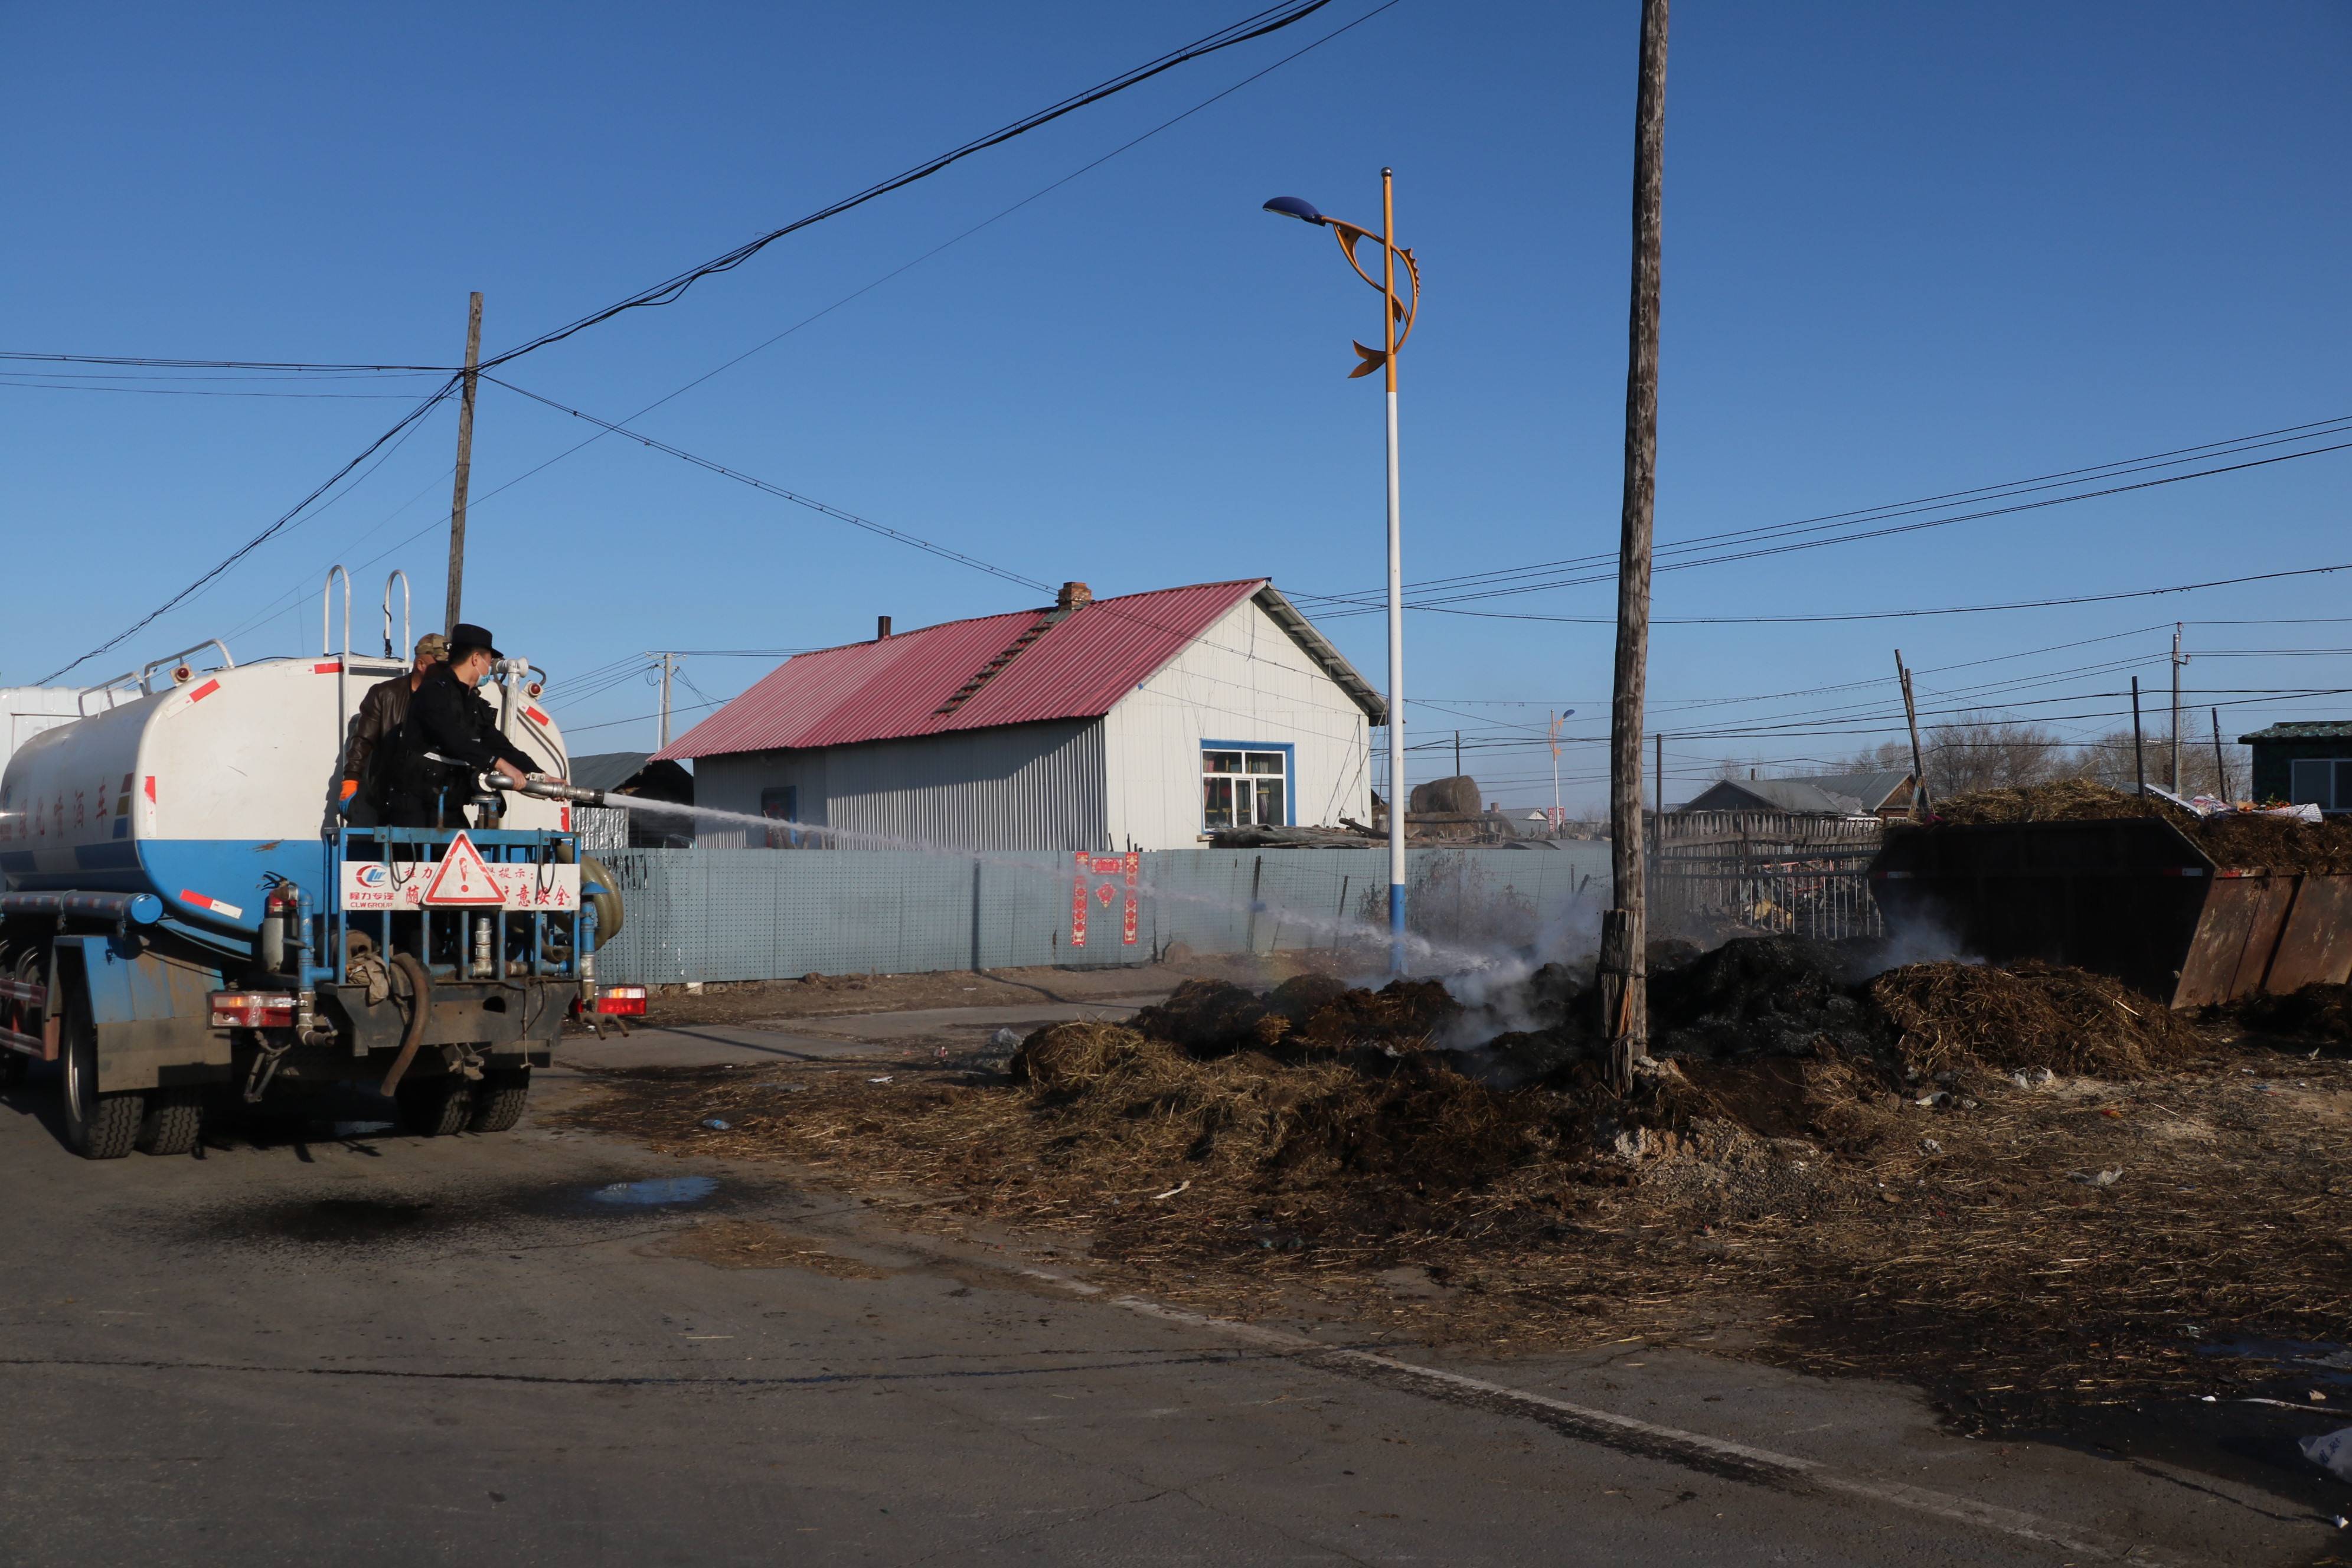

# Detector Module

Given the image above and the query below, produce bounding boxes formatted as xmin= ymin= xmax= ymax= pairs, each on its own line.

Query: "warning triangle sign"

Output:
xmin=422 ymin=832 xmax=505 ymax=906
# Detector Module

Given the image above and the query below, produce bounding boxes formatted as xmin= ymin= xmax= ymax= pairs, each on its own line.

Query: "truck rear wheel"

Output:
xmin=468 ymin=1068 xmax=530 ymax=1133
xmin=396 ymin=1077 xmax=474 ymax=1138
xmin=137 ymin=1087 xmax=204 ymax=1157
xmin=61 ymin=989 xmax=143 ymax=1161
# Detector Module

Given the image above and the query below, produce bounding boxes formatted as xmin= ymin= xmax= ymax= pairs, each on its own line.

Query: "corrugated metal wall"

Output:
xmin=690 ymin=719 xmax=1108 ymax=851
xmin=1100 ymin=594 xmax=1373 ymax=848
xmin=593 ymin=842 xmax=1612 ymax=984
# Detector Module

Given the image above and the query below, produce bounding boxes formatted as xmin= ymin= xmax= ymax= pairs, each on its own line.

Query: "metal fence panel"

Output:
xmin=592 ymin=842 xmax=1615 ymax=984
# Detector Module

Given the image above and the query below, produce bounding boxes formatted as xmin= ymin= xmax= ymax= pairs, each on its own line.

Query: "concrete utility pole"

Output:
xmin=443 ymin=292 xmax=484 ymax=635
xmin=655 ymin=652 xmax=678 ymax=750
xmin=1601 ymin=0 xmax=1670 ymax=1089
xmin=2131 ymin=677 xmax=2146 ymax=796
xmin=2170 ymin=623 xmax=2185 ymax=793
xmin=1895 ymin=649 xmax=1930 ymax=820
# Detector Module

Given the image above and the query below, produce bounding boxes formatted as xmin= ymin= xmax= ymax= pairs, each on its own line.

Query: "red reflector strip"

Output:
xmin=313 ymin=661 xmax=342 ymax=674
xmin=179 ymin=890 xmax=246 ymax=920
xmin=525 ymin=706 xmax=550 ymax=726
xmin=143 ymin=776 xmax=156 ymax=803
xmin=187 ymin=680 xmax=220 ymax=703
xmin=209 ymin=992 xmax=296 ymax=1028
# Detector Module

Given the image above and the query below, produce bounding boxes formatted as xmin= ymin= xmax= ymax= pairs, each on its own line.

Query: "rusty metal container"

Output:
xmin=1868 ymin=818 xmax=2352 ymax=1008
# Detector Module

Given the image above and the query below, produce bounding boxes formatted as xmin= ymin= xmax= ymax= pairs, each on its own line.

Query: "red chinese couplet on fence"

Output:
xmin=1070 ymin=851 xmax=1140 ymax=948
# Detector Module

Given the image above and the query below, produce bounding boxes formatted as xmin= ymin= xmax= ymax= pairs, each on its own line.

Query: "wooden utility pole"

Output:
xmin=2170 ymin=623 xmax=2184 ymax=792
xmin=1600 ymin=0 xmax=1670 ymax=1090
xmin=1894 ymin=650 xmax=1930 ymax=820
xmin=1454 ymin=730 xmax=1461 ymax=778
xmin=1654 ymin=731 xmax=1664 ymax=818
xmin=2211 ymin=707 xmax=2229 ymax=799
xmin=443 ymin=292 xmax=484 ymax=636
xmin=2131 ymin=677 xmax=2146 ymax=796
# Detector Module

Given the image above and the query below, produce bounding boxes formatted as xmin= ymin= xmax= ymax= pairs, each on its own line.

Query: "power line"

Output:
xmin=472 ymin=2 xmax=1338 ymax=373
xmin=1389 ymin=557 xmax=2352 ymax=626
xmin=35 ymin=378 xmax=462 ymax=683
xmin=1299 ymin=413 xmax=2352 ymax=607
xmin=37 ymin=1 xmax=1357 ymax=682
xmin=486 ymin=375 xmax=1054 ymax=593
xmin=0 ymin=351 xmax=454 ymax=373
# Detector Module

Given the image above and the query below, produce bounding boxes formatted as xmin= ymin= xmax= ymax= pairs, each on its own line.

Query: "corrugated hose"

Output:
xmin=378 ymin=951 xmax=434 ymax=1096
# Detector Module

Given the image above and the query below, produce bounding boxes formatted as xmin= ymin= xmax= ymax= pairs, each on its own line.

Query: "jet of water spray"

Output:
xmin=566 ymin=788 xmax=1514 ymax=972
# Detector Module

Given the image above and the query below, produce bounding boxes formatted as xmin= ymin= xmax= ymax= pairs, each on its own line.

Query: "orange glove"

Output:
xmin=339 ymin=779 xmax=359 ymax=803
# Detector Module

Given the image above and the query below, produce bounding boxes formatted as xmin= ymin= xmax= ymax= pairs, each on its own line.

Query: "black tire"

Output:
xmin=396 ymin=1077 xmax=474 ymax=1138
xmin=137 ymin=1087 xmax=204 ymax=1156
xmin=467 ymin=1068 xmax=530 ymax=1133
xmin=61 ymin=985 xmax=143 ymax=1161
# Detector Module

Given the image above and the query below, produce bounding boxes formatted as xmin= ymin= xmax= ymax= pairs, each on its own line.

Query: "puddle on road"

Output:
xmin=328 ymin=1121 xmax=397 ymax=1138
xmin=590 ymin=1176 xmax=720 ymax=1207
xmin=2200 ymin=1337 xmax=2352 ymax=1387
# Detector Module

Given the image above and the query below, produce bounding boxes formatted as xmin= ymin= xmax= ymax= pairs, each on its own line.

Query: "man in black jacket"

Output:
xmin=341 ymin=631 xmax=449 ymax=822
xmin=376 ymin=623 xmax=546 ymax=828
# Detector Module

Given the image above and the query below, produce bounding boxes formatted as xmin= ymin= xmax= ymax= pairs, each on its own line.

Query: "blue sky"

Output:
xmin=5 ymin=2 xmax=2348 ymax=809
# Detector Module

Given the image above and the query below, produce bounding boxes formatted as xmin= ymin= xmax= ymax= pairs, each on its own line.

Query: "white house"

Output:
xmin=655 ymin=580 xmax=1384 ymax=851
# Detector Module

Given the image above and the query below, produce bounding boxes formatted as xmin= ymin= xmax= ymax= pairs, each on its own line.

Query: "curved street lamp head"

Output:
xmin=1261 ymin=195 xmax=1327 ymax=226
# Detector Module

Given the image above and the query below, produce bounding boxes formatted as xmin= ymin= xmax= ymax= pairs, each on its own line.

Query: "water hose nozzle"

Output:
xmin=518 ymin=774 xmax=608 ymax=806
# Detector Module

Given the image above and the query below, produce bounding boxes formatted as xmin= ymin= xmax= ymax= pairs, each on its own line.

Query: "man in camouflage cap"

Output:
xmin=340 ymin=632 xmax=449 ymax=819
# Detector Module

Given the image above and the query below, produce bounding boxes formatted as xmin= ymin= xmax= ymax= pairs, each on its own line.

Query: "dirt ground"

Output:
xmin=554 ymin=954 xmax=2352 ymax=1454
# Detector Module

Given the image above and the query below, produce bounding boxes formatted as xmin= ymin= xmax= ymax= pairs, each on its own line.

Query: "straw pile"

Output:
xmin=1932 ymin=777 xmax=2352 ymax=873
xmin=1930 ymin=779 xmax=2184 ymax=825
xmin=1870 ymin=961 xmax=2207 ymax=1077
xmin=1126 ymin=975 xmax=1461 ymax=1058
xmin=2229 ymin=981 xmax=2352 ymax=1045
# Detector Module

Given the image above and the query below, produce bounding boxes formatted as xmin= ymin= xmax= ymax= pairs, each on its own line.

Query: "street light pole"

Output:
xmin=1381 ymin=168 xmax=1407 ymax=973
xmin=1260 ymin=175 xmax=1421 ymax=974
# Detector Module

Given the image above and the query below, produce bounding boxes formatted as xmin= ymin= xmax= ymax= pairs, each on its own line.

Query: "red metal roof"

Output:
xmin=654 ymin=579 xmax=1273 ymax=761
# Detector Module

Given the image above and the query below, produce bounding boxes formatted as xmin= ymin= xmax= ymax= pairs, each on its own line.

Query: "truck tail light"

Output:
xmin=596 ymin=986 xmax=646 ymax=1016
xmin=210 ymin=991 xmax=296 ymax=1028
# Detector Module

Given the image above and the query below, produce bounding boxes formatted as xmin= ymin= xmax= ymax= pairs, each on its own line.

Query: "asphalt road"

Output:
xmin=1 ymin=1035 xmax=2338 ymax=1567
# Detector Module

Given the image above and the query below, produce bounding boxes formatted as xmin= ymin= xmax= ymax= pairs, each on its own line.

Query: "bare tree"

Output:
xmin=1841 ymin=714 xmax=2064 ymax=798
xmin=1921 ymin=712 xmax=2070 ymax=796
xmin=2073 ymin=727 xmax=2250 ymax=799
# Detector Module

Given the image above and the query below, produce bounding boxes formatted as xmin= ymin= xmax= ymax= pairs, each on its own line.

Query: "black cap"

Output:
xmin=449 ymin=622 xmax=504 ymax=659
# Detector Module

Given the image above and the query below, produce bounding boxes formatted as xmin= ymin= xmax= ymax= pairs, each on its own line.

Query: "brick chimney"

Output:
xmin=876 ymin=615 xmax=892 ymax=640
xmin=1055 ymin=582 xmax=1093 ymax=612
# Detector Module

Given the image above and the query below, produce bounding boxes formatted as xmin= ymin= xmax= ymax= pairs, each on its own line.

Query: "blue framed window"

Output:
xmin=760 ymin=785 xmax=801 ymax=847
xmin=1201 ymin=741 xmax=1293 ymax=830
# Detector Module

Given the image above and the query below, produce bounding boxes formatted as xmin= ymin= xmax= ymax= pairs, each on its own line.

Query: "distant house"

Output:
xmin=655 ymin=580 xmax=1383 ymax=851
xmin=1678 ymin=769 xmax=1915 ymax=819
xmin=568 ymin=751 xmax=696 ymax=848
xmin=2239 ymin=722 xmax=2352 ymax=812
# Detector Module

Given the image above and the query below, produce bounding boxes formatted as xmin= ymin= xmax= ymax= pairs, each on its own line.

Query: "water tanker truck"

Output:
xmin=0 ymin=574 xmax=625 ymax=1157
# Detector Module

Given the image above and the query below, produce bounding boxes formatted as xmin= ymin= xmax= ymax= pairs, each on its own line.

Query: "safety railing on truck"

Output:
xmin=328 ymin=827 xmax=587 ymax=988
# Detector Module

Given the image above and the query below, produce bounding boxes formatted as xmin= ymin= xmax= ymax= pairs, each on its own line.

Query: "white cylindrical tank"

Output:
xmin=0 ymin=652 xmax=570 ymax=938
